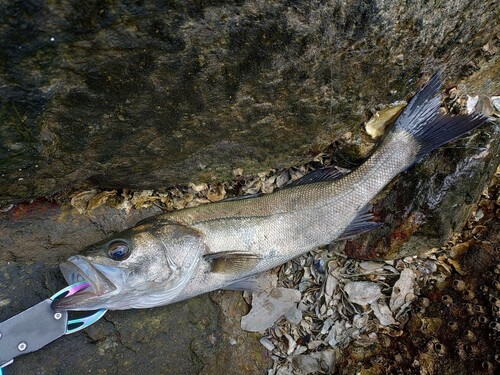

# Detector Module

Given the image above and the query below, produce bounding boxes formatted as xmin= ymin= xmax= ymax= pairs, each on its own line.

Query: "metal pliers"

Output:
xmin=0 ymin=282 xmax=106 ymax=373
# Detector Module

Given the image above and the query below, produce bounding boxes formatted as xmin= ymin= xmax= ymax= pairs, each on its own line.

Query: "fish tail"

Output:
xmin=392 ymin=73 xmax=488 ymax=163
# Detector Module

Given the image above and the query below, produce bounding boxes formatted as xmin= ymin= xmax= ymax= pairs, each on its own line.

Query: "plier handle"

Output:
xmin=0 ymin=282 xmax=106 ymax=373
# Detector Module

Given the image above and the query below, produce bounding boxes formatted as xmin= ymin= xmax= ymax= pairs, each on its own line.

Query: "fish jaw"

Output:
xmin=52 ymin=256 xmax=121 ymax=310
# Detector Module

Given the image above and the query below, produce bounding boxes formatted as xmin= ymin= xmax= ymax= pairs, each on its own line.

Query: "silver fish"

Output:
xmin=52 ymin=75 xmax=486 ymax=311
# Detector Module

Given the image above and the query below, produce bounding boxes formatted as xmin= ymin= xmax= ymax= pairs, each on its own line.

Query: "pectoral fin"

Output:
xmin=204 ymin=251 xmax=262 ymax=274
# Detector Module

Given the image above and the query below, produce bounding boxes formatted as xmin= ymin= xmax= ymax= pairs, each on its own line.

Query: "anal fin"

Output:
xmin=204 ymin=251 xmax=262 ymax=274
xmin=224 ymin=272 xmax=277 ymax=292
xmin=337 ymin=205 xmax=382 ymax=240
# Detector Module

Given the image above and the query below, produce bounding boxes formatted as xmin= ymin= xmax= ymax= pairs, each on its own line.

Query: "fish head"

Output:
xmin=52 ymin=220 xmax=205 ymax=311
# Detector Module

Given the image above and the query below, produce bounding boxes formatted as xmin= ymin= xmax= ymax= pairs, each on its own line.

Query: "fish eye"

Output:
xmin=107 ymin=240 xmax=131 ymax=261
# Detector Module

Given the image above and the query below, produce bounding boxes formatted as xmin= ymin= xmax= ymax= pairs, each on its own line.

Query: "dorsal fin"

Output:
xmin=337 ymin=205 xmax=382 ymax=240
xmin=283 ymin=166 xmax=350 ymax=189
xmin=220 ymin=166 xmax=349 ymax=202
xmin=203 ymin=251 xmax=262 ymax=274
xmin=222 ymin=193 xmax=261 ymax=202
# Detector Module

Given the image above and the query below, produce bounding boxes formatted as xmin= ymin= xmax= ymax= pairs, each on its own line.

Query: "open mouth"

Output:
xmin=52 ymin=256 xmax=118 ymax=310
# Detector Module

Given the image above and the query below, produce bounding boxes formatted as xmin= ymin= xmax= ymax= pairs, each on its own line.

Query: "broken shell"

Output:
xmin=492 ymin=96 xmax=500 ymax=112
xmin=260 ymin=337 xmax=275 ymax=351
xmin=343 ymin=281 xmax=382 ymax=306
xmin=452 ymin=279 xmax=466 ymax=291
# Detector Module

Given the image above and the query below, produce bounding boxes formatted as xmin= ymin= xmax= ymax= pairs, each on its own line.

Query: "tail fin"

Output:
xmin=394 ymin=73 xmax=488 ymax=161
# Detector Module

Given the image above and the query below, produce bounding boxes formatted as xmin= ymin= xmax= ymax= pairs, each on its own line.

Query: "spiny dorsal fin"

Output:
xmin=337 ymin=205 xmax=382 ymax=240
xmin=204 ymin=251 xmax=262 ymax=274
xmin=221 ymin=166 xmax=350 ymax=202
xmin=283 ymin=166 xmax=350 ymax=189
xmin=222 ymin=193 xmax=261 ymax=202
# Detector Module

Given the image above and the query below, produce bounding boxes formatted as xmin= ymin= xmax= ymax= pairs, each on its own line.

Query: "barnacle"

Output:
xmin=482 ymin=361 xmax=495 ymax=373
xmin=462 ymin=289 xmax=475 ymax=301
xmin=463 ymin=343 xmax=480 ymax=355
xmin=489 ymin=321 xmax=500 ymax=331
xmin=494 ymin=280 xmax=500 ymax=291
xmin=478 ymin=315 xmax=489 ymax=324
xmin=464 ymin=330 xmax=477 ymax=342
xmin=464 ymin=303 xmax=476 ymax=315
xmin=469 ymin=317 xmax=479 ymax=328
xmin=441 ymin=295 xmax=453 ymax=306
xmin=490 ymin=296 xmax=500 ymax=308
xmin=432 ymin=341 xmax=446 ymax=356
xmin=452 ymin=279 xmax=466 ymax=291
xmin=474 ymin=304 xmax=485 ymax=314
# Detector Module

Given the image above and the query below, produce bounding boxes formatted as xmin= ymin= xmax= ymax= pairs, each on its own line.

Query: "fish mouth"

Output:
xmin=52 ymin=256 xmax=119 ymax=311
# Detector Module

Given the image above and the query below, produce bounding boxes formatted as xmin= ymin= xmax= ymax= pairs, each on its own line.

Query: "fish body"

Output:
xmin=53 ymin=75 xmax=486 ymax=311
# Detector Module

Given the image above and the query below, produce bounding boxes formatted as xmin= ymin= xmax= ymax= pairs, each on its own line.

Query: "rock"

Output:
xmin=1 ymin=0 xmax=498 ymax=203
xmin=0 ymin=199 xmax=161 ymax=263
xmin=339 ymin=102 xmax=499 ymax=260
xmin=0 ymin=262 xmax=221 ymax=375
xmin=1 ymin=1 xmax=499 ymax=374
xmin=241 ymin=288 xmax=301 ymax=332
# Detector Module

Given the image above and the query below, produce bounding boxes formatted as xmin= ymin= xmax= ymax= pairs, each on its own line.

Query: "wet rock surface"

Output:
xmin=1 ymin=1 xmax=499 ymax=374
xmin=0 ymin=264 xmax=221 ymax=375
xmin=1 ymin=0 xmax=498 ymax=202
xmin=0 ymin=203 xmax=271 ymax=374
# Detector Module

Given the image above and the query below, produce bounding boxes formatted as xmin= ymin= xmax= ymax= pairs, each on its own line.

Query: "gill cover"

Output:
xmin=55 ymin=221 xmax=207 ymax=310
xmin=126 ymin=223 xmax=205 ymax=308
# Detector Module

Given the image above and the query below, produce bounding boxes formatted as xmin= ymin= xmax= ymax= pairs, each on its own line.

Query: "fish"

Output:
xmin=52 ymin=74 xmax=487 ymax=311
